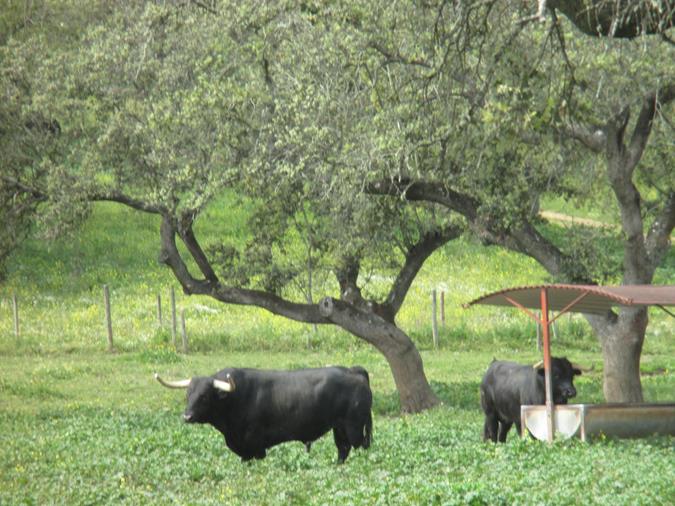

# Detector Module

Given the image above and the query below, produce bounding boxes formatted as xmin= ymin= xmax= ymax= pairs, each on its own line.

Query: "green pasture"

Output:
xmin=1 ymin=348 xmax=674 ymax=505
xmin=1 ymin=203 xmax=674 ymax=505
xmin=1 ymin=202 xmax=673 ymax=356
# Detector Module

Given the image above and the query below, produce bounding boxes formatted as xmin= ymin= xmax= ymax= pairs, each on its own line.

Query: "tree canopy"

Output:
xmin=1 ymin=0 xmax=673 ymax=408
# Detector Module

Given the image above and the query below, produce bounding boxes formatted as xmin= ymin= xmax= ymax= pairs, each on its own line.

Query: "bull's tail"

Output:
xmin=350 ymin=365 xmax=372 ymax=450
xmin=362 ymin=410 xmax=373 ymax=449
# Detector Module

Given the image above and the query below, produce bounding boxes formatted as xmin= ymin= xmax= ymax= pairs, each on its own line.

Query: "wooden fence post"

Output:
xmin=180 ymin=309 xmax=189 ymax=354
xmin=12 ymin=293 xmax=19 ymax=338
xmin=157 ymin=294 xmax=163 ymax=327
xmin=440 ymin=291 xmax=446 ymax=326
xmin=170 ymin=287 xmax=177 ymax=349
xmin=103 ymin=285 xmax=113 ymax=352
xmin=431 ymin=289 xmax=439 ymax=349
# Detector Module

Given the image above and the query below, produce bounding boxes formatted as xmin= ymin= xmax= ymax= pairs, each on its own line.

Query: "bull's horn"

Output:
xmin=532 ymin=360 xmax=544 ymax=369
xmin=154 ymin=373 xmax=191 ymax=389
xmin=571 ymin=363 xmax=594 ymax=373
xmin=213 ymin=374 xmax=235 ymax=393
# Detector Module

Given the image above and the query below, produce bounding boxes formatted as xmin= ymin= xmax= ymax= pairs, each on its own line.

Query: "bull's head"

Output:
xmin=532 ymin=358 xmax=584 ymax=404
xmin=155 ymin=372 xmax=235 ymax=423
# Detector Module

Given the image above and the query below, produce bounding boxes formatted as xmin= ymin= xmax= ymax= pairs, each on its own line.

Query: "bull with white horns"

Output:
xmin=155 ymin=365 xmax=373 ymax=463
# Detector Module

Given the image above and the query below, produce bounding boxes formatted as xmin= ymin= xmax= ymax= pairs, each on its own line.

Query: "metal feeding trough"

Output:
xmin=465 ymin=284 xmax=675 ymax=443
xmin=521 ymin=403 xmax=675 ymax=442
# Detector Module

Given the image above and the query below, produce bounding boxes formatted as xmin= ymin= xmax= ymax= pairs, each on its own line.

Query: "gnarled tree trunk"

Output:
xmin=372 ymin=329 xmax=439 ymax=413
xmin=319 ymin=297 xmax=439 ymax=413
xmin=588 ymin=308 xmax=648 ymax=402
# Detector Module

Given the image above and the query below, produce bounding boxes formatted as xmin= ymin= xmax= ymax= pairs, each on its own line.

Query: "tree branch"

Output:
xmin=548 ymin=0 xmax=675 ymax=38
xmin=627 ymin=83 xmax=675 ymax=169
xmin=606 ymin=106 xmax=631 ymax=170
xmin=160 ymin=215 xmax=328 ymax=324
xmin=511 ymin=220 xmax=592 ymax=281
xmin=159 ymin=215 xmax=214 ymax=295
xmin=189 ymin=0 xmax=217 ymax=15
xmin=604 ymin=85 xmax=675 ymax=283
xmin=560 ymin=120 xmax=606 ymax=153
xmin=366 ymin=178 xmax=480 ymax=220
xmin=367 ymin=176 xmax=586 ymax=282
xmin=318 ymin=297 xmax=412 ymax=350
xmin=367 ymin=41 xmax=433 ymax=69
xmin=645 ymin=191 xmax=675 ymax=271
xmin=89 ymin=190 xmax=166 ymax=215
xmin=212 ymin=285 xmax=327 ymax=324
xmin=335 ymin=255 xmax=361 ymax=299
xmin=176 ymin=214 xmax=219 ymax=283
xmin=386 ymin=224 xmax=464 ymax=318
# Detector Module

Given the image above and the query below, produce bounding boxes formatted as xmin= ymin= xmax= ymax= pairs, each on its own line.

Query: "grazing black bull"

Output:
xmin=480 ymin=357 xmax=582 ymax=442
xmin=155 ymin=365 xmax=372 ymax=463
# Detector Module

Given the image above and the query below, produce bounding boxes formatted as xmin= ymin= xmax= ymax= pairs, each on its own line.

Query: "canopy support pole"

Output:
xmin=540 ymin=287 xmax=554 ymax=443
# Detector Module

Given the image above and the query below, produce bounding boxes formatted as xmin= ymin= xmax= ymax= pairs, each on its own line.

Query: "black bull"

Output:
xmin=480 ymin=357 xmax=582 ymax=442
xmin=155 ymin=366 xmax=373 ymax=463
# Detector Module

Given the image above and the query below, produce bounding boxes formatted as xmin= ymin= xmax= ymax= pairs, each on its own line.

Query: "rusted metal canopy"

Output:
xmin=464 ymin=283 xmax=675 ymax=443
xmin=464 ymin=284 xmax=675 ymax=315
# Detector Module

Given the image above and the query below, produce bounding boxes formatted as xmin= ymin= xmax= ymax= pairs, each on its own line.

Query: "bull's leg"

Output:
xmin=483 ymin=415 xmax=499 ymax=442
xmin=240 ymin=448 xmax=267 ymax=462
xmin=497 ymin=421 xmax=512 ymax=443
xmin=333 ymin=427 xmax=351 ymax=464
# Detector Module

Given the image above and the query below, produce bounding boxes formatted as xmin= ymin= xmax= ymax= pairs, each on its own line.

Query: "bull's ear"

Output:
xmin=573 ymin=368 xmax=582 ymax=376
xmin=536 ymin=367 xmax=546 ymax=378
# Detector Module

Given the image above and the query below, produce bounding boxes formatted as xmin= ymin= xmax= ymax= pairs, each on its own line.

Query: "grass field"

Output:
xmin=1 ymin=202 xmax=674 ymax=505
xmin=1 ymin=348 xmax=674 ymax=505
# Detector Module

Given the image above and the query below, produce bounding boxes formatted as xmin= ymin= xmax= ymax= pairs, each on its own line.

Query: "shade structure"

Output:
xmin=463 ymin=284 xmax=675 ymax=314
xmin=464 ymin=284 xmax=675 ymax=443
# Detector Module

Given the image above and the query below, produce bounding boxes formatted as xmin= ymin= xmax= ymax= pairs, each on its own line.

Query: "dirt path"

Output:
xmin=540 ymin=210 xmax=614 ymax=229
xmin=540 ymin=210 xmax=674 ymax=238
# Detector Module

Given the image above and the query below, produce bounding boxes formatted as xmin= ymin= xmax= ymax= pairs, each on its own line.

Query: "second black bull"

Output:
xmin=155 ymin=365 xmax=372 ymax=463
xmin=480 ymin=357 xmax=583 ymax=442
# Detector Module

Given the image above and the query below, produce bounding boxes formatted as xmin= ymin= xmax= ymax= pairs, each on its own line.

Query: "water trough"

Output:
xmin=521 ymin=403 xmax=675 ymax=442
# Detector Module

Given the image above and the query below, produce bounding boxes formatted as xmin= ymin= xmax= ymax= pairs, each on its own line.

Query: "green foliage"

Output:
xmin=2 ymin=201 xmax=673 ymax=360
xmin=2 ymin=0 xmax=672 ymax=295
